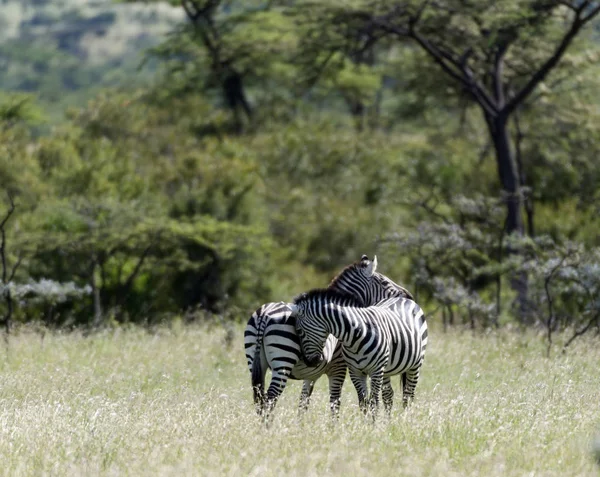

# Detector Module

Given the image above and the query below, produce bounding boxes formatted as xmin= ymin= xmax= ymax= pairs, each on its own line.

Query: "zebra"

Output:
xmin=328 ymin=254 xmax=414 ymax=304
xmin=245 ymin=301 xmax=346 ymax=418
xmin=290 ymin=288 xmax=428 ymax=417
xmin=244 ymin=254 xmax=414 ymax=418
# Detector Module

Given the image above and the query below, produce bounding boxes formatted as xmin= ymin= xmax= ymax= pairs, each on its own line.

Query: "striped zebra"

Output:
xmin=245 ymin=254 xmax=414 ymax=417
xmin=245 ymin=302 xmax=346 ymax=417
xmin=290 ymin=288 xmax=428 ymax=417
xmin=328 ymin=255 xmax=414 ymax=304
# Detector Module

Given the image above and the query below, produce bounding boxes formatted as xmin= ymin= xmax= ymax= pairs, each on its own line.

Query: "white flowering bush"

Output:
xmin=2 ymin=279 xmax=90 ymax=304
xmin=388 ymin=194 xmax=509 ymax=328
xmin=0 ymin=278 xmax=92 ymax=326
xmin=385 ymin=194 xmax=600 ymax=348
xmin=513 ymin=237 xmax=600 ymax=350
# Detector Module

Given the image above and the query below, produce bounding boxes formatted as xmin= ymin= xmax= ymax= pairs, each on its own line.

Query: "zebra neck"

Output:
xmin=327 ymin=306 xmax=366 ymax=347
xmin=330 ymin=283 xmax=367 ymax=305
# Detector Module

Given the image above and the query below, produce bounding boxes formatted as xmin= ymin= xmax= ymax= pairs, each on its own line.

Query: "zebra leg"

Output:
xmin=327 ymin=363 xmax=347 ymax=418
xmin=264 ymin=368 xmax=291 ymax=422
xmin=401 ymin=365 xmax=421 ymax=409
xmin=368 ymin=370 xmax=384 ymax=420
xmin=298 ymin=380 xmax=315 ymax=414
xmin=349 ymin=369 xmax=369 ymax=415
xmin=382 ymin=376 xmax=394 ymax=416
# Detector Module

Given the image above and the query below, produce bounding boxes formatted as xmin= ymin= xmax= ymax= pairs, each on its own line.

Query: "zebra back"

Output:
xmin=378 ymin=296 xmax=428 ymax=363
xmin=292 ymin=291 xmax=425 ymax=376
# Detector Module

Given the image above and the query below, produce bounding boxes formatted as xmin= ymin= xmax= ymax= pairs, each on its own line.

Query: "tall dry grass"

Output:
xmin=0 ymin=322 xmax=598 ymax=476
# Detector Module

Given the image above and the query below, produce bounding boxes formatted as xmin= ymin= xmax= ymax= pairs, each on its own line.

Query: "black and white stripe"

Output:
xmin=329 ymin=255 xmax=414 ymax=304
xmin=244 ymin=254 xmax=417 ymax=417
xmin=291 ymin=288 xmax=428 ymax=416
xmin=244 ymin=301 xmax=346 ymax=417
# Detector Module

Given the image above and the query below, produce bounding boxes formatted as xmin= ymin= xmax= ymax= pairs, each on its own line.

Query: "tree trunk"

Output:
xmin=524 ymin=196 xmax=535 ymax=237
xmin=348 ymin=99 xmax=365 ymax=131
xmin=514 ymin=113 xmax=535 ymax=237
xmin=223 ymin=72 xmax=252 ymax=132
xmin=90 ymin=258 xmax=103 ymax=327
xmin=488 ymin=115 xmax=523 ymax=234
xmin=486 ymin=114 xmax=532 ymax=324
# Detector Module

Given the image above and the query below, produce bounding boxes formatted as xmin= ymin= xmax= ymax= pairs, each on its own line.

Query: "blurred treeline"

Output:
xmin=0 ymin=1 xmax=599 ymax=344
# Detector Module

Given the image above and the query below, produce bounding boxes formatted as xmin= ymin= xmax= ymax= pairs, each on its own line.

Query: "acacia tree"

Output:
xmin=179 ymin=0 xmax=253 ymax=123
xmin=295 ymin=0 xmax=600 ymax=317
xmin=126 ymin=0 xmax=299 ymax=132
xmin=0 ymin=194 xmax=19 ymax=339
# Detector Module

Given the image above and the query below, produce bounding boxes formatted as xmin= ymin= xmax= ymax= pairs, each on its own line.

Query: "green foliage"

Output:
xmin=0 ymin=93 xmax=44 ymax=125
xmin=2 ymin=88 xmax=419 ymax=324
xmin=1 ymin=1 xmax=600 ymax=337
xmin=0 ymin=0 xmax=183 ymax=120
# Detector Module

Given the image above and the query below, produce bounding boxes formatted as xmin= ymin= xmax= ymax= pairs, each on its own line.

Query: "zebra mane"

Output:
xmin=293 ymin=288 xmax=363 ymax=307
xmin=378 ymin=275 xmax=415 ymax=301
xmin=327 ymin=255 xmax=369 ymax=289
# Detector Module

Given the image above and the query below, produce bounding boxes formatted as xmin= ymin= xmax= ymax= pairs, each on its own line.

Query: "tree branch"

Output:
xmin=0 ymin=192 xmax=15 ymax=236
xmin=503 ymin=5 xmax=600 ymax=116
xmin=181 ymin=0 xmax=199 ymax=23
xmin=403 ymin=27 xmax=499 ymax=117
xmin=298 ymin=49 xmax=337 ymax=93
xmin=493 ymin=42 xmax=510 ymax=108
xmin=8 ymin=254 xmax=23 ymax=283
xmin=543 ymin=249 xmax=578 ymax=355
xmin=563 ymin=311 xmax=600 ymax=350
xmin=181 ymin=0 xmax=219 ymax=23
xmin=397 ymin=192 xmax=452 ymax=225
xmin=544 ymin=267 xmax=557 ymax=355
xmin=181 ymin=0 xmax=221 ymax=71
xmin=120 ymin=243 xmax=154 ymax=302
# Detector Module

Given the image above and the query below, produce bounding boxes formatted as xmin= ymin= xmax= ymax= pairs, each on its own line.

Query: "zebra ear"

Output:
xmin=365 ymin=255 xmax=378 ymax=276
xmin=289 ymin=304 xmax=299 ymax=316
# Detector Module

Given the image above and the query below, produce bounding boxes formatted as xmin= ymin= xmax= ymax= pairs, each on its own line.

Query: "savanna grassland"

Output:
xmin=0 ymin=323 xmax=598 ymax=477
xmin=2 ymin=3 xmax=600 ymax=475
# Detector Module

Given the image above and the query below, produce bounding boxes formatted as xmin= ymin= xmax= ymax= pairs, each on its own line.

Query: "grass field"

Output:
xmin=0 ymin=322 xmax=598 ymax=476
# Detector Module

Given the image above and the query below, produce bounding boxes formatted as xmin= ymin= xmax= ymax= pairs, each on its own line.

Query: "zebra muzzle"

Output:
xmin=304 ymin=353 xmax=324 ymax=368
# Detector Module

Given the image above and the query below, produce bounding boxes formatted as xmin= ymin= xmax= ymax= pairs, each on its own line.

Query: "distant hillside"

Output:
xmin=0 ymin=0 xmax=184 ymax=121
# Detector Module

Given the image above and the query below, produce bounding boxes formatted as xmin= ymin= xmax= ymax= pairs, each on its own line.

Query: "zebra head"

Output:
xmin=290 ymin=297 xmax=327 ymax=368
xmin=371 ymin=270 xmax=414 ymax=301
xmin=291 ymin=288 xmax=362 ymax=367
xmin=290 ymin=289 xmax=350 ymax=368
xmin=329 ymin=254 xmax=414 ymax=304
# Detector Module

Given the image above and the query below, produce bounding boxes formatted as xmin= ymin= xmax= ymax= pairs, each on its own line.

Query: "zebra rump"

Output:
xmin=244 ymin=301 xmax=345 ymax=416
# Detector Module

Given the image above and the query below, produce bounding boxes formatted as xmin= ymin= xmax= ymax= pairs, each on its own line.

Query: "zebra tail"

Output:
xmin=251 ymin=319 xmax=267 ymax=411
xmin=251 ymin=348 xmax=265 ymax=403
